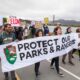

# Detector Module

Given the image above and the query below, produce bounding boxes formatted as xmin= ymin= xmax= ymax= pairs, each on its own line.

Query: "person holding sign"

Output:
xmin=0 ymin=26 xmax=3 ymax=62
xmin=0 ymin=24 xmax=16 ymax=80
xmin=29 ymin=25 xmax=36 ymax=38
xmin=50 ymin=26 xmax=64 ymax=77
xmin=62 ymin=27 xmax=74 ymax=65
xmin=34 ymin=29 xmax=44 ymax=78
xmin=23 ymin=26 xmax=29 ymax=39
xmin=76 ymin=28 xmax=80 ymax=61
xmin=43 ymin=24 xmax=50 ymax=36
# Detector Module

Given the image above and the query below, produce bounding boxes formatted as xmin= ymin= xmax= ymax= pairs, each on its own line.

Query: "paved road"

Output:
xmin=0 ymin=54 xmax=80 ymax=80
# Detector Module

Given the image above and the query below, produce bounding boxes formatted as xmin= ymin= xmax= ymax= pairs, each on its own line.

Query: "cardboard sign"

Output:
xmin=35 ymin=21 xmax=42 ymax=29
xmin=0 ymin=17 xmax=3 ymax=26
xmin=44 ymin=17 xmax=49 ymax=25
xmin=7 ymin=16 xmax=20 ymax=26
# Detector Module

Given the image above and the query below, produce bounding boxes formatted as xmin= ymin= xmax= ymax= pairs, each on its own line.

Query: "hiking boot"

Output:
xmin=50 ymin=66 xmax=54 ymax=69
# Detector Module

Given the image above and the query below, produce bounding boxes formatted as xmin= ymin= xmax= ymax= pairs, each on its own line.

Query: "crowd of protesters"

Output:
xmin=0 ymin=23 xmax=80 ymax=80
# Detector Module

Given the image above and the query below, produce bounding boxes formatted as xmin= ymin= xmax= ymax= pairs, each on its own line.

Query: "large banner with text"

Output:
xmin=0 ymin=33 xmax=80 ymax=72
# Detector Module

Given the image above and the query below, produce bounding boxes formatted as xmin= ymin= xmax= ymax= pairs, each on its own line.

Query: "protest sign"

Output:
xmin=7 ymin=16 xmax=20 ymax=26
xmin=44 ymin=17 xmax=49 ymax=25
xmin=0 ymin=33 xmax=79 ymax=72
xmin=35 ymin=21 xmax=42 ymax=29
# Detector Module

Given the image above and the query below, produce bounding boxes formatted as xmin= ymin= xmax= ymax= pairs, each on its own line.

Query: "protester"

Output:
xmin=0 ymin=26 xmax=3 ymax=44
xmin=17 ymin=27 xmax=23 ymax=41
xmin=14 ymin=27 xmax=19 ymax=39
xmin=62 ymin=27 xmax=74 ymax=65
xmin=29 ymin=25 xmax=36 ymax=38
xmin=23 ymin=26 xmax=29 ymax=39
xmin=0 ymin=26 xmax=3 ymax=62
xmin=34 ymin=29 xmax=44 ymax=78
xmin=43 ymin=24 xmax=50 ymax=36
xmin=76 ymin=28 xmax=80 ymax=61
xmin=0 ymin=23 xmax=16 ymax=80
xmin=0 ymin=26 xmax=3 ymax=34
xmin=50 ymin=26 xmax=64 ymax=77
xmin=71 ymin=27 xmax=80 ymax=61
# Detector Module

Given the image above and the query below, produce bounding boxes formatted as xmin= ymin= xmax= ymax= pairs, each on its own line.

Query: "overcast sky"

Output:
xmin=0 ymin=0 xmax=80 ymax=21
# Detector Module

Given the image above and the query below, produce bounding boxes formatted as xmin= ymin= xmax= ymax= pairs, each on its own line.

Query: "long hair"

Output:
xmin=76 ymin=28 xmax=80 ymax=33
xmin=35 ymin=29 xmax=44 ymax=37
xmin=66 ymin=27 xmax=71 ymax=33
xmin=53 ymin=26 xmax=62 ymax=35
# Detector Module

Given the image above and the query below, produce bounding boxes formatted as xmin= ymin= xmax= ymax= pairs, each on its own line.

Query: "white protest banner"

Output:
xmin=0 ymin=17 xmax=3 ymax=26
xmin=0 ymin=33 xmax=79 ymax=72
xmin=7 ymin=16 xmax=20 ymax=26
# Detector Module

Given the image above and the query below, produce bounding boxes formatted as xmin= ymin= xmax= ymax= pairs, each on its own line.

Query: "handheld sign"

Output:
xmin=7 ymin=16 xmax=20 ymax=26
xmin=44 ymin=17 xmax=49 ymax=25
xmin=35 ymin=21 xmax=42 ymax=29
